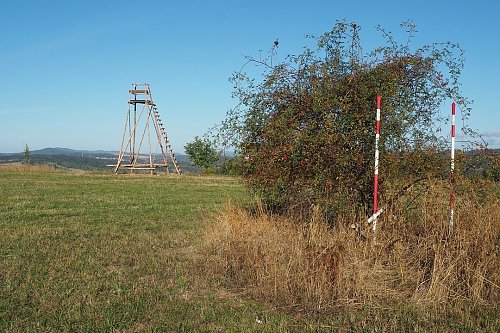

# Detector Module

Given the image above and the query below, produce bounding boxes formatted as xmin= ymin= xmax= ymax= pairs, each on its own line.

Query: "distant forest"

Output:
xmin=0 ymin=148 xmax=199 ymax=173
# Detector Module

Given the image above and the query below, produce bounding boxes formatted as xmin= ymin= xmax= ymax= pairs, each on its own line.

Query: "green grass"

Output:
xmin=0 ymin=171 xmax=254 ymax=332
xmin=1 ymin=171 xmax=498 ymax=332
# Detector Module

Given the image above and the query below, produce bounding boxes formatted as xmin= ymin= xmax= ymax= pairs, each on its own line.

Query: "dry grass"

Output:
xmin=0 ymin=163 xmax=62 ymax=173
xmin=203 ymin=179 xmax=500 ymax=313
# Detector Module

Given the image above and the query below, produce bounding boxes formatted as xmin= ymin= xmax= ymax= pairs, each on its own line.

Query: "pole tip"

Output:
xmin=376 ymin=95 xmax=382 ymax=109
xmin=452 ymin=102 xmax=456 ymax=115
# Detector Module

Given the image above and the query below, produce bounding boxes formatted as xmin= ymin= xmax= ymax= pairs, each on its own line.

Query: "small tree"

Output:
xmin=24 ymin=144 xmax=31 ymax=164
xmin=184 ymin=137 xmax=219 ymax=170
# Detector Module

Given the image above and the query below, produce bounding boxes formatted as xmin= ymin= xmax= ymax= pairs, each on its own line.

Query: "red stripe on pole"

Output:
xmin=377 ymin=95 xmax=382 ymax=109
xmin=450 ymin=102 xmax=456 ymax=228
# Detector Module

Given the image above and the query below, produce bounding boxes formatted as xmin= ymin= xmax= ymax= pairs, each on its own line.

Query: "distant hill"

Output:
xmin=0 ymin=147 xmax=196 ymax=172
xmin=30 ymin=147 xmax=118 ymax=157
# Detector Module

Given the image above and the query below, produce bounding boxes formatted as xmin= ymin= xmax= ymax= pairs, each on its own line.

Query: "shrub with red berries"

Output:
xmin=218 ymin=21 xmax=472 ymax=220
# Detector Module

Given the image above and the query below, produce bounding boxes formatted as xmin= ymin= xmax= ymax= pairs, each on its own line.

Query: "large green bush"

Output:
xmin=218 ymin=21 xmax=471 ymax=218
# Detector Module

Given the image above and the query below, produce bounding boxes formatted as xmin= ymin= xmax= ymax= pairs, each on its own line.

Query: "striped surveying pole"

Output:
xmin=450 ymin=102 xmax=456 ymax=229
xmin=368 ymin=96 xmax=383 ymax=234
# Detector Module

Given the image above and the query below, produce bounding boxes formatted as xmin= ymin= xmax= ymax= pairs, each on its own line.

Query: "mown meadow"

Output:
xmin=0 ymin=169 xmax=257 ymax=332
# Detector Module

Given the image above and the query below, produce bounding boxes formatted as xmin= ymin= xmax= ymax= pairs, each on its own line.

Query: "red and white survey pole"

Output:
xmin=368 ymin=95 xmax=383 ymax=232
xmin=450 ymin=102 xmax=456 ymax=228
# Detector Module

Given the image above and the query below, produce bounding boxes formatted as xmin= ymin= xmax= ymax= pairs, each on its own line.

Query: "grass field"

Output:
xmin=0 ymin=171 xmax=262 ymax=332
xmin=1 ymin=170 xmax=498 ymax=332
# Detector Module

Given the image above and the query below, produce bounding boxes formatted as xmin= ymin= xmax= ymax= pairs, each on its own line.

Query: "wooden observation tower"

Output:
xmin=110 ymin=83 xmax=182 ymax=174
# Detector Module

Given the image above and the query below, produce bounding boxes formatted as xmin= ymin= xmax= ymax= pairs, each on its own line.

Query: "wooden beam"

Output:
xmin=128 ymin=100 xmax=155 ymax=105
xmin=129 ymin=89 xmax=150 ymax=94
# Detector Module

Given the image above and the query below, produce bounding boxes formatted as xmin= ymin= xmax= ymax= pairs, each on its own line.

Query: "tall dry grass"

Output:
xmin=0 ymin=163 xmax=61 ymax=173
xmin=203 ymin=179 xmax=500 ymax=312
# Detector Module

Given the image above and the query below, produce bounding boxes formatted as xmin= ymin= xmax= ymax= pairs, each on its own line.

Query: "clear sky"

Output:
xmin=1 ymin=0 xmax=499 ymax=153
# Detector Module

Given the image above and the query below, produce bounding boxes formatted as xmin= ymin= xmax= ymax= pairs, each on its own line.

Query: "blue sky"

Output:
xmin=1 ymin=0 xmax=499 ymax=153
